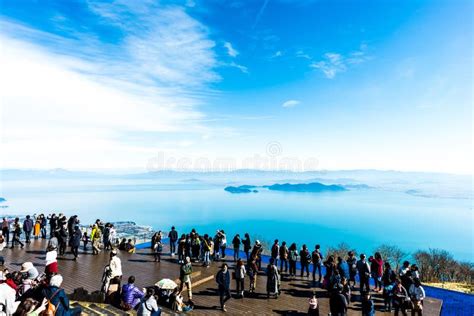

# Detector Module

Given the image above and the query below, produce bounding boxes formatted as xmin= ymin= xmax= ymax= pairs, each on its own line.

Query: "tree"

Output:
xmin=326 ymin=242 xmax=357 ymax=260
xmin=374 ymin=244 xmax=407 ymax=270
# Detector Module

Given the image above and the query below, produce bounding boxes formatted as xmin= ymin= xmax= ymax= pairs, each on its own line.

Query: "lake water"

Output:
xmin=0 ymin=177 xmax=472 ymax=261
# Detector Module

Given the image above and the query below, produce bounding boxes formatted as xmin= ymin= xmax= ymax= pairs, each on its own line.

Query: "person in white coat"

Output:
xmin=102 ymin=250 xmax=122 ymax=293
xmin=0 ymin=282 xmax=17 ymax=316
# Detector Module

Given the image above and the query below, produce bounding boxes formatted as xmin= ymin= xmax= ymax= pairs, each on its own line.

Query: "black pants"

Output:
xmin=235 ymin=279 xmax=244 ymax=294
xmin=2 ymin=228 xmax=9 ymax=244
xmin=154 ymin=252 xmax=161 ymax=262
xmin=25 ymin=230 xmax=32 ymax=243
xmin=280 ymin=259 xmax=288 ymax=272
xmin=289 ymin=260 xmax=297 ymax=276
xmin=219 ymin=288 xmax=231 ymax=308
xmin=301 ymin=262 xmax=310 ymax=277
xmin=71 ymin=246 xmax=79 ymax=258
xmin=359 ymin=276 xmax=370 ymax=293
xmin=11 ymin=232 xmax=24 ymax=248
xmin=312 ymin=263 xmax=322 ymax=281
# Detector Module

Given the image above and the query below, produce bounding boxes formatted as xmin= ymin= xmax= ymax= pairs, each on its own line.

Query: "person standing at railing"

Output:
xmin=169 ymin=226 xmax=178 ymax=256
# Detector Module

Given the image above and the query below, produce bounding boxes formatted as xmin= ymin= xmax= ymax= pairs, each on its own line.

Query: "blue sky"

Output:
xmin=0 ymin=0 xmax=472 ymax=173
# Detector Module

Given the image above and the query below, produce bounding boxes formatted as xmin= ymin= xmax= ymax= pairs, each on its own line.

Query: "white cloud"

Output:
xmin=310 ymin=53 xmax=346 ymax=79
xmin=224 ymin=61 xmax=248 ymax=73
xmin=282 ymin=100 xmax=300 ymax=108
xmin=224 ymin=41 xmax=239 ymax=57
xmin=311 ymin=45 xmax=371 ymax=79
xmin=271 ymin=50 xmax=283 ymax=58
xmin=0 ymin=1 xmax=224 ymax=169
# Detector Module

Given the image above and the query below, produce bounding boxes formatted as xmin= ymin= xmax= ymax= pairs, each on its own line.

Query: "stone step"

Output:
xmin=71 ymin=302 xmax=102 ymax=315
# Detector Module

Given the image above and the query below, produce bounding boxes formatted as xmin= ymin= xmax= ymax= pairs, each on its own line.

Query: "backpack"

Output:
xmin=43 ymin=289 xmax=61 ymax=316
xmin=312 ymin=251 xmax=321 ymax=263
xmin=290 ymin=250 xmax=298 ymax=261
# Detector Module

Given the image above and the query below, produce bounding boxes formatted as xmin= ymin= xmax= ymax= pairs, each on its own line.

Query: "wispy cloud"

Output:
xmin=252 ymin=0 xmax=270 ymax=29
xmin=311 ymin=45 xmax=371 ymax=79
xmin=282 ymin=100 xmax=300 ymax=108
xmin=0 ymin=1 xmax=225 ymax=169
xmin=224 ymin=41 xmax=239 ymax=57
xmin=226 ymin=61 xmax=249 ymax=73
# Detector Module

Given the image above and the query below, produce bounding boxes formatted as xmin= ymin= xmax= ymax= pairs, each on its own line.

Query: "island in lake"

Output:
xmin=225 ymin=182 xmax=346 ymax=193
xmin=266 ymin=182 xmax=346 ymax=192
xmin=224 ymin=185 xmax=259 ymax=193
xmin=0 ymin=197 xmax=6 ymax=202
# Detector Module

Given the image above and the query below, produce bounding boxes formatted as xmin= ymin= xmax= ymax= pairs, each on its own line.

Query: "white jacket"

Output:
xmin=110 ymin=256 xmax=122 ymax=278
xmin=0 ymin=283 xmax=17 ymax=316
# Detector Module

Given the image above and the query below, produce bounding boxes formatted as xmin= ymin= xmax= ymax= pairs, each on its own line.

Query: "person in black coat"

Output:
xmin=216 ymin=263 xmax=231 ymax=312
xmin=329 ymin=288 xmax=348 ymax=316
xmin=70 ymin=226 xmax=82 ymax=260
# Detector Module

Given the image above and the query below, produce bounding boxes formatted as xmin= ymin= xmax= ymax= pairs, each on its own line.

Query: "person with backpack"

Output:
xmin=250 ymin=240 xmax=263 ymax=271
xmin=247 ymin=259 xmax=258 ymax=294
xmin=312 ymin=244 xmax=323 ymax=283
xmin=202 ymin=234 xmax=212 ymax=267
xmin=216 ymin=263 xmax=231 ymax=312
xmin=42 ymin=274 xmax=82 ymax=315
xmin=288 ymin=243 xmax=298 ymax=278
xmin=300 ymin=244 xmax=311 ymax=278
xmin=232 ymin=234 xmax=241 ymax=262
xmin=23 ymin=215 xmax=34 ymax=244
xmin=137 ymin=287 xmax=161 ymax=316
xmin=178 ymin=257 xmax=193 ymax=302
xmin=409 ymin=278 xmax=426 ymax=316
xmin=346 ymin=251 xmax=358 ymax=289
xmin=382 ymin=262 xmax=397 ymax=311
xmin=279 ymin=241 xmax=289 ymax=274
xmin=177 ymin=234 xmax=186 ymax=264
xmin=10 ymin=218 xmax=24 ymax=249
xmin=234 ymin=258 xmax=246 ymax=298
xmin=168 ymin=226 xmax=178 ymax=256
xmin=153 ymin=237 xmax=163 ymax=263
xmin=357 ymin=254 xmax=371 ymax=293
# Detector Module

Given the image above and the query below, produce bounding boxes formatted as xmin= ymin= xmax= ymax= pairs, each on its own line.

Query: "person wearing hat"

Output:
xmin=250 ymin=240 xmax=263 ymax=271
xmin=102 ymin=249 xmax=122 ymax=293
xmin=20 ymin=262 xmax=39 ymax=293
xmin=45 ymin=243 xmax=58 ymax=277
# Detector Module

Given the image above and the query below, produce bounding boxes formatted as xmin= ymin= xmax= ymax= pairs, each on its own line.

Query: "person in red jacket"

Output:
xmin=369 ymin=252 xmax=384 ymax=292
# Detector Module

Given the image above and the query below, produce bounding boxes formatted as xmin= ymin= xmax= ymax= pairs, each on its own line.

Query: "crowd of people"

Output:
xmin=0 ymin=214 xmax=427 ymax=315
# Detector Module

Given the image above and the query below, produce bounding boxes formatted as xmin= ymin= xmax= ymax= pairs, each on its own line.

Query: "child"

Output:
xmin=361 ymin=292 xmax=375 ymax=316
xmin=82 ymin=232 xmax=90 ymax=251
xmin=154 ymin=240 xmax=163 ymax=262
xmin=308 ymin=292 xmax=319 ymax=316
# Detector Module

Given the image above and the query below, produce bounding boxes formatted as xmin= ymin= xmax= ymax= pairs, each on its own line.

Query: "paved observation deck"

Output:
xmin=3 ymin=239 xmax=442 ymax=315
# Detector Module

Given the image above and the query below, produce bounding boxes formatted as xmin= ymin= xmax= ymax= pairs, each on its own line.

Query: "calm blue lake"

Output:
xmin=1 ymin=178 xmax=472 ymax=261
